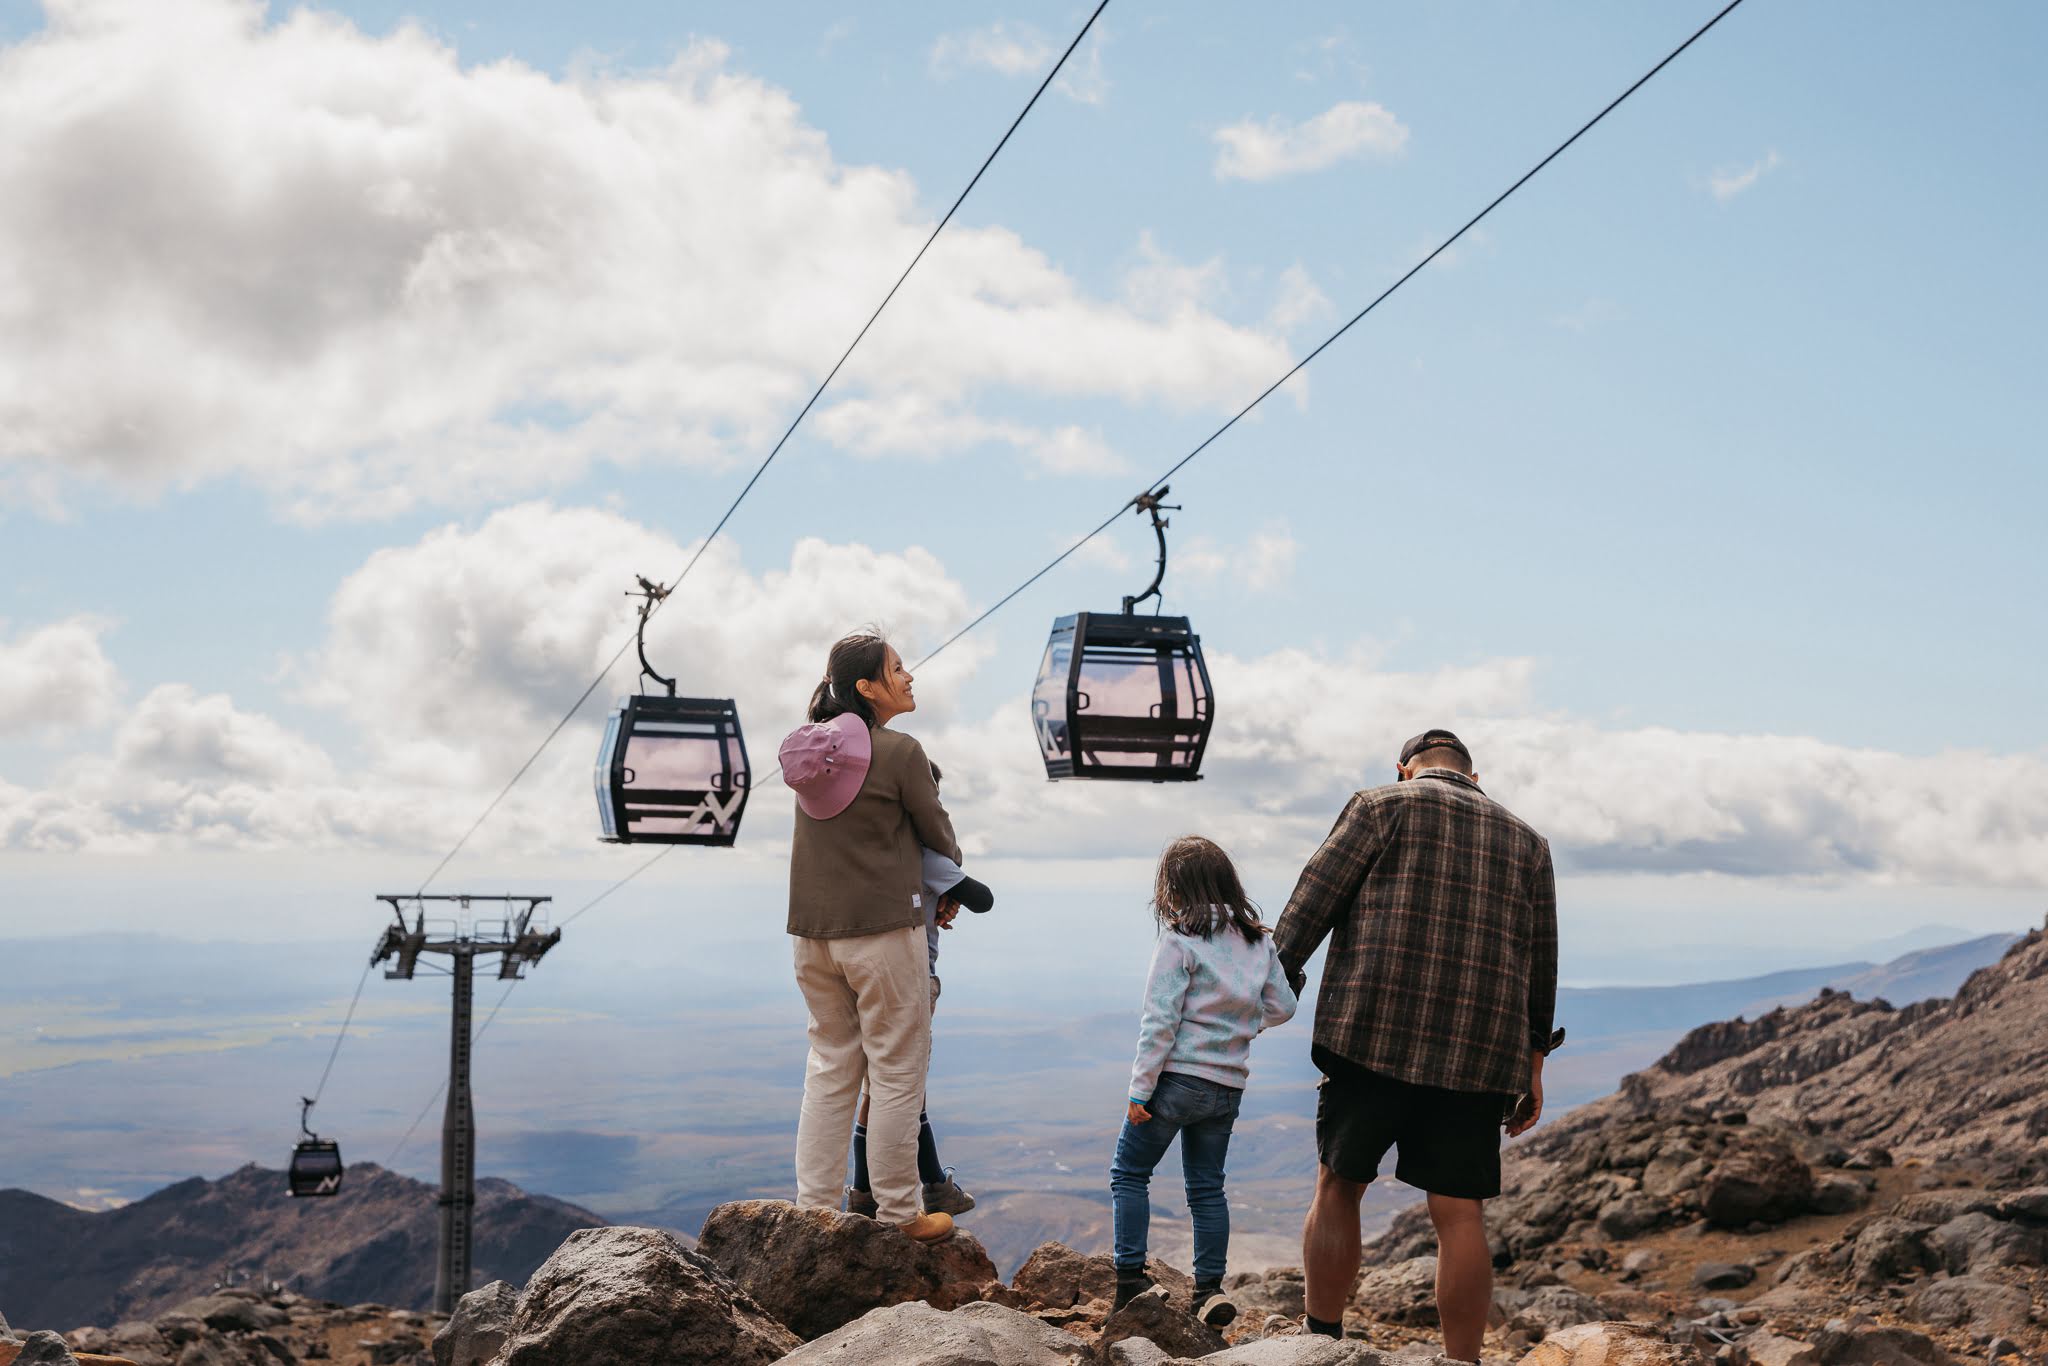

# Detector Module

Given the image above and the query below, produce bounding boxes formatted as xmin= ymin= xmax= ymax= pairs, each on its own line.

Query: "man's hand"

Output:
xmin=1127 ymin=1100 xmax=1152 ymax=1125
xmin=1506 ymin=1051 xmax=1545 ymax=1137
xmin=935 ymin=895 xmax=961 ymax=929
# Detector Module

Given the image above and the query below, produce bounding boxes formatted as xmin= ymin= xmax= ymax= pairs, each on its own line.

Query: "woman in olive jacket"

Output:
xmin=783 ymin=631 xmax=961 ymax=1243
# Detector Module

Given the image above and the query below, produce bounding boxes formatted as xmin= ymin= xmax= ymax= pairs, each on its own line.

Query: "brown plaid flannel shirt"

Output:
xmin=1274 ymin=769 xmax=1558 ymax=1096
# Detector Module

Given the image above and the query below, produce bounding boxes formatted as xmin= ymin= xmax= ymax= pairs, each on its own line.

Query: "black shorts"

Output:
xmin=1312 ymin=1044 xmax=1511 ymax=1200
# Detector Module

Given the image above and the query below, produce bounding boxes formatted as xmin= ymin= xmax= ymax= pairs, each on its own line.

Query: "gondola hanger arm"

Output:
xmin=1122 ymin=485 xmax=1180 ymax=616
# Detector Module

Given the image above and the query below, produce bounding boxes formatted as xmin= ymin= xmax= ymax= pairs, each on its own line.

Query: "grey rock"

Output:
xmin=1598 ymin=1193 xmax=1668 ymax=1240
xmin=1842 ymin=1147 xmax=1893 ymax=1171
xmin=17 ymin=1332 xmax=80 ymax=1366
xmin=1224 ymin=1267 xmax=1306 ymax=1321
xmin=1195 ymin=1341 xmax=1390 ymax=1365
xmin=1105 ymin=1338 xmax=1173 ymax=1366
xmin=430 ymin=1279 xmax=517 ymax=1366
xmin=1927 ymin=1213 xmax=2044 ymax=1273
xmin=1810 ymin=1176 xmax=1870 ymax=1216
xmin=1743 ymin=1333 xmax=1818 ymax=1366
xmin=1644 ymin=1155 xmax=1713 ymax=1201
xmin=167 ymin=1296 xmax=289 ymax=1334
xmin=1507 ymin=1286 xmax=1605 ymax=1340
xmin=1520 ymin=1321 xmax=1712 ymax=1366
xmin=1906 ymin=1276 xmax=2031 ymax=1336
xmin=1011 ymin=1242 xmax=1193 ymax=1314
xmin=697 ymin=1199 xmax=998 ymax=1340
xmin=1352 ymin=1256 xmax=1439 ymax=1326
xmin=1097 ymin=1286 xmax=1224 ymax=1363
xmin=1692 ymin=1264 xmax=1757 ymax=1291
xmin=0 ymin=1312 xmax=14 ymax=1344
xmin=1849 ymin=1218 xmax=1935 ymax=1289
xmin=1622 ymin=1250 xmax=1662 ymax=1274
xmin=1891 ymin=1191 xmax=2001 ymax=1225
xmin=1811 ymin=1325 xmax=1950 ymax=1366
xmin=1992 ymin=1187 xmax=2048 ymax=1221
xmin=778 ymin=1301 xmax=1087 ymax=1366
xmin=496 ymin=1224 xmax=799 ymax=1366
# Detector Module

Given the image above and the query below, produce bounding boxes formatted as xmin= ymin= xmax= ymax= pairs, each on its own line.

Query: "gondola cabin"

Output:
xmin=594 ymin=694 xmax=751 ymax=845
xmin=288 ymin=1138 xmax=343 ymax=1198
xmin=1032 ymin=611 xmax=1213 ymax=781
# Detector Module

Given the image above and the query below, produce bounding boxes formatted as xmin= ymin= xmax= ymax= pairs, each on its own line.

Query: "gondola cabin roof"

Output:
xmin=1032 ymin=611 xmax=1213 ymax=783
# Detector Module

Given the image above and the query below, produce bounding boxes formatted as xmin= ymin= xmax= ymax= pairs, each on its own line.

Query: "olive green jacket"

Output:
xmin=787 ymin=726 xmax=962 ymax=940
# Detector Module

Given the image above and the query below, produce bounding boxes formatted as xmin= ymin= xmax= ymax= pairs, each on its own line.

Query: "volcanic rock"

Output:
xmin=1691 ymin=1264 xmax=1756 ymax=1291
xmin=1353 ymin=1257 xmax=1440 ymax=1326
xmin=1905 ymin=1276 xmax=2032 ymax=1337
xmin=493 ymin=1224 xmax=798 ymax=1366
xmin=776 ymin=1300 xmax=1088 ymax=1366
xmin=1810 ymin=1324 xmax=1949 ymax=1366
xmin=1743 ymin=1332 xmax=1820 ymax=1366
xmin=1009 ymin=1242 xmax=1192 ymax=1314
xmin=430 ymin=1281 xmax=515 ymax=1366
xmin=1096 ymin=1286 xmax=1224 ymax=1362
xmin=14 ymin=1334 xmax=79 ymax=1366
xmin=1519 ymin=1321 xmax=1709 ymax=1366
xmin=1223 ymin=1267 xmax=1305 ymax=1321
xmin=1196 ymin=1341 xmax=1392 ymax=1364
xmin=1700 ymin=1139 xmax=1815 ymax=1227
xmin=695 ymin=1199 xmax=998 ymax=1340
xmin=1848 ymin=1218 xmax=1935 ymax=1289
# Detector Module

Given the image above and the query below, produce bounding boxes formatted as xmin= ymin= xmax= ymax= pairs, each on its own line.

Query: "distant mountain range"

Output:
xmin=0 ymin=1162 xmax=601 ymax=1331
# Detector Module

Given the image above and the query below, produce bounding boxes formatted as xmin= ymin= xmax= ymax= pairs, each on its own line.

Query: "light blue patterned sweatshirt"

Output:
xmin=1128 ymin=907 xmax=1299 ymax=1103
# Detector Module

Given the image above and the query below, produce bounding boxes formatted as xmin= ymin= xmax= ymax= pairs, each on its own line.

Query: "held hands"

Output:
xmin=1127 ymin=1100 xmax=1152 ymax=1125
xmin=935 ymin=895 xmax=962 ymax=929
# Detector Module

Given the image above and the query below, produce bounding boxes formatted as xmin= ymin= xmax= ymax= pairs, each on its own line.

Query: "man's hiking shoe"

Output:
xmin=898 ymin=1211 xmax=954 ymax=1243
xmin=1111 ymin=1268 xmax=1154 ymax=1311
xmin=922 ymin=1170 xmax=977 ymax=1216
xmin=842 ymin=1186 xmax=877 ymax=1218
xmin=1194 ymin=1289 xmax=1238 ymax=1328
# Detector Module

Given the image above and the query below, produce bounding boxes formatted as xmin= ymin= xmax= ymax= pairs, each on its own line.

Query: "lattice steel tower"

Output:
xmin=373 ymin=894 xmax=559 ymax=1315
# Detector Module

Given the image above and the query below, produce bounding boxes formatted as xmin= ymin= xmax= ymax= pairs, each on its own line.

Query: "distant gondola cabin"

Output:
xmin=594 ymin=695 xmax=751 ymax=845
xmin=288 ymin=1139 xmax=343 ymax=1198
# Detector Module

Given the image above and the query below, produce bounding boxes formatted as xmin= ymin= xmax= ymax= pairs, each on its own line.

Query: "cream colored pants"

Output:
xmin=792 ymin=925 xmax=932 ymax=1225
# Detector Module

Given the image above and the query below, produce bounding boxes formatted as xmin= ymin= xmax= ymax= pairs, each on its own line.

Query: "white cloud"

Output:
xmin=1708 ymin=149 xmax=1783 ymax=202
xmin=0 ymin=618 xmax=121 ymax=735
xmin=7 ymin=512 xmax=2047 ymax=891
xmin=1179 ymin=520 xmax=1300 ymax=593
xmin=929 ymin=21 xmax=1053 ymax=78
xmin=1213 ymin=100 xmax=1409 ymax=182
xmin=810 ymin=394 xmax=1127 ymax=476
xmin=1267 ymin=265 xmax=1334 ymax=335
xmin=0 ymin=1 xmax=1271 ymax=518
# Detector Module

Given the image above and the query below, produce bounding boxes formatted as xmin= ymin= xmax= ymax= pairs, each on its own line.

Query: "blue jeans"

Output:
xmin=1109 ymin=1071 xmax=1242 ymax=1284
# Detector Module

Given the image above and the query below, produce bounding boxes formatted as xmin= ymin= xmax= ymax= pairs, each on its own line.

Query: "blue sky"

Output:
xmin=0 ymin=0 xmax=2044 ymax=979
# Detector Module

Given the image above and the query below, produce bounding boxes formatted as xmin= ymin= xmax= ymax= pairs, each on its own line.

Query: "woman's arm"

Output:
xmin=899 ymin=737 xmax=962 ymax=865
xmin=1128 ymin=935 xmax=1191 ymax=1104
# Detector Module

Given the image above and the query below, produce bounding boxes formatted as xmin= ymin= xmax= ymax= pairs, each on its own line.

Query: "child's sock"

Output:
xmin=916 ymin=1111 xmax=946 ymax=1186
xmin=850 ymin=1123 xmax=870 ymax=1193
xmin=1306 ymin=1313 xmax=1344 ymax=1339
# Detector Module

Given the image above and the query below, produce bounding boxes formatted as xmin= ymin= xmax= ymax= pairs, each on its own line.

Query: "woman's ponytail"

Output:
xmin=807 ymin=631 xmax=890 ymax=727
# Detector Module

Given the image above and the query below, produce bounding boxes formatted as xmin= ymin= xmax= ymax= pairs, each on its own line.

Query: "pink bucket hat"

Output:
xmin=779 ymin=713 xmax=872 ymax=820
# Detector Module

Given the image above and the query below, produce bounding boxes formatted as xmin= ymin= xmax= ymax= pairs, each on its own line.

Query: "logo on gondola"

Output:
xmin=314 ymin=1173 xmax=341 ymax=1195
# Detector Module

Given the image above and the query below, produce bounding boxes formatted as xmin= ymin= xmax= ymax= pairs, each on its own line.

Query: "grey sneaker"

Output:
xmin=921 ymin=1169 xmax=977 ymax=1217
xmin=843 ymin=1185 xmax=877 ymax=1218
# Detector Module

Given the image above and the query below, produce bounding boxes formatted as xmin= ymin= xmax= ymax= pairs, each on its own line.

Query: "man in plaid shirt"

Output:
xmin=1273 ymin=729 xmax=1558 ymax=1358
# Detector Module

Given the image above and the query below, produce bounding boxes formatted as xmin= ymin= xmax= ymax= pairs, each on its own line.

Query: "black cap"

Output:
xmin=1400 ymin=729 xmax=1471 ymax=767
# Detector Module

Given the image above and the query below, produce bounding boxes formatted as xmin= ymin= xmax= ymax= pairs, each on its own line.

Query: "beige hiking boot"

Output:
xmin=897 ymin=1211 xmax=954 ymax=1243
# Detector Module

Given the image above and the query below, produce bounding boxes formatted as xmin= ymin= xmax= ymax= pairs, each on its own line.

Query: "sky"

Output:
xmin=1 ymin=0 xmax=2045 ymax=1003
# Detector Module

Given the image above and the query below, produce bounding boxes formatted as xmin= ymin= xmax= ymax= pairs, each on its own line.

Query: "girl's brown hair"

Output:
xmin=1152 ymin=835 xmax=1265 ymax=944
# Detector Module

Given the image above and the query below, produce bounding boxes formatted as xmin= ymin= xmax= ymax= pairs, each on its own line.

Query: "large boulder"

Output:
xmin=1224 ymin=1267 xmax=1307 ymax=1322
xmin=696 ymin=1199 xmax=999 ymax=1340
xmin=1848 ymin=1218 xmax=1934 ymax=1289
xmin=1925 ymin=1213 xmax=2043 ymax=1273
xmin=13 ymin=1333 xmax=79 ymax=1366
xmin=775 ymin=1300 xmax=1088 ymax=1366
xmin=1906 ymin=1276 xmax=2032 ymax=1336
xmin=0 ymin=1313 xmax=15 ymax=1344
xmin=1010 ymin=1242 xmax=1192 ymax=1314
xmin=162 ymin=1299 xmax=287 ymax=1336
xmin=1700 ymin=1139 xmax=1814 ymax=1227
xmin=1194 ymin=1341 xmax=1391 ymax=1364
xmin=1810 ymin=1324 xmax=1948 ymax=1366
xmin=1505 ymin=1287 xmax=1605 ymax=1341
xmin=1518 ymin=1322 xmax=1708 ymax=1366
xmin=1352 ymin=1257 xmax=1439 ymax=1326
xmin=431 ymin=1280 xmax=517 ymax=1366
xmin=495 ymin=1224 xmax=799 ymax=1366
xmin=1096 ymin=1286 xmax=1225 ymax=1363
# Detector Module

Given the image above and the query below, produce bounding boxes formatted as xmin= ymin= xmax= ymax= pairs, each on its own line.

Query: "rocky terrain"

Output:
xmin=0 ymin=1164 xmax=601 ymax=1328
xmin=6 ymin=921 xmax=2041 ymax=1366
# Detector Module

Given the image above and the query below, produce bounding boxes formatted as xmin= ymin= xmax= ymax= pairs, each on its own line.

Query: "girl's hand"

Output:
xmin=1127 ymin=1100 xmax=1152 ymax=1125
xmin=935 ymin=896 xmax=961 ymax=929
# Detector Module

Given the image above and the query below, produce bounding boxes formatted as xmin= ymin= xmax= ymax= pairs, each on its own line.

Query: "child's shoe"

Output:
xmin=1192 ymin=1280 xmax=1237 ymax=1327
xmin=842 ymin=1185 xmax=878 ymax=1218
xmin=1111 ymin=1266 xmax=1154 ymax=1311
xmin=921 ymin=1168 xmax=977 ymax=1216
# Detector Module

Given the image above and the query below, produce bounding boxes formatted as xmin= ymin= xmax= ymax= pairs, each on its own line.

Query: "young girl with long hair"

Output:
xmin=1110 ymin=835 xmax=1298 ymax=1324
